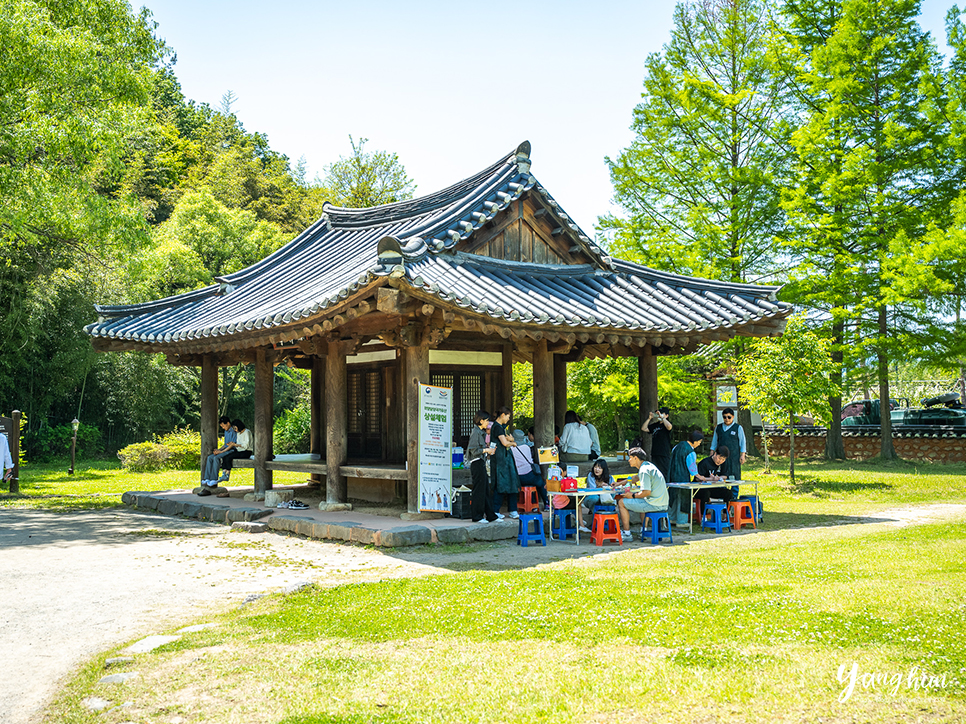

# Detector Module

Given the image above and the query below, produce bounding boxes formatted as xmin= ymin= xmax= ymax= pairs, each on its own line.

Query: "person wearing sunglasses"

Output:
xmin=710 ymin=408 xmax=746 ymax=481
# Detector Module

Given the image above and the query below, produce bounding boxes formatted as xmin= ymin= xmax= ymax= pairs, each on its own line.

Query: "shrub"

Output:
xmin=117 ymin=428 xmax=201 ymax=472
xmin=274 ymin=402 xmax=310 ymax=454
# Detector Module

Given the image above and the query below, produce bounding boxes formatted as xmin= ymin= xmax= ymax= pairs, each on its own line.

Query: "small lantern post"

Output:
xmin=68 ymin=418 xmax=79 ymax=475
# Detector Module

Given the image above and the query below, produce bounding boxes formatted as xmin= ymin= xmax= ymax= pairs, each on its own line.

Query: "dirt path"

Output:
xmin=2 ymin=503 xmax=964 ymax=724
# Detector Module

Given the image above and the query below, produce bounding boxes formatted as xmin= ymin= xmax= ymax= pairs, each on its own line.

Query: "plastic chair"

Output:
xmin=641 ymin=510 xmax=673 ymax=544
xmin=701 ymin=502 xmax=731 ymax=534
xmin=517 ymin=513 xmax=546 ymax=547
xmin=551 ymin=508 xmax=577 ymax=541
xmin=591 ymin=512 xmax=623 ymax=546
xmin=691 ymin=499 xmax=703 ymax=524
xmin=737 ymin=495 xmax=763 ymax=522
xmin=518 ymin=486 xmax=540 ymax=513
xmin=727 ymin=500 xmax=756 ymax=531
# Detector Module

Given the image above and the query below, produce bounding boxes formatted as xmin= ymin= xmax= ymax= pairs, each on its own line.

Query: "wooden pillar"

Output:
xmin=200 ymin=355 xmax=218 ymax=485
xmin=532 ymin=339 xmax=554 ymax=448
xmin=325 ymin=340 xmax=348 ymax=505
xmin=7 ymin=410 xmax=21 ymax=494
xmin=405 ymin=343 xmax=430 ymax=514
xmin=638 ymin=347 xmax=658 ymax=457
xmin=553 ymin=355 xmax=567 ymax=432
xmin=501 ymin=342 xmax=513 ymax=407
xmin=253 ymin=348 xmax=274 ymax=494
xmin=310 ymin=355 xmax=325 ymax=487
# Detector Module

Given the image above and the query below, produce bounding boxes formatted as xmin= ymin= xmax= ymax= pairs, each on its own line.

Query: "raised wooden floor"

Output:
xmin=231 ymin=454 xmax=408 ymax=480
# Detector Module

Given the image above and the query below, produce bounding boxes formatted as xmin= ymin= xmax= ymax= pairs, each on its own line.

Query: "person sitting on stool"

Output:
xmin=617 ymin=447 xmax=668 ymax=541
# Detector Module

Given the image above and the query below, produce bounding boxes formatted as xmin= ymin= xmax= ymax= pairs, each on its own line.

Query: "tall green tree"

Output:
xmin=602 ymin=0 xmax=787 ymax=284
xmin=737 ymin=315 xmax=838 ymax=482
xmin=322 ymin=137 xmax=416 ymax=208
xmin=780 ymin=0 xmax=951 ymax=460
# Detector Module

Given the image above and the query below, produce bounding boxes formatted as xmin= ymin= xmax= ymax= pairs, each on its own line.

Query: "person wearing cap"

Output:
xmin=667 ymin=430 xmax=704 ymax=526
xmin=710 ymin=408 xmax=746 ymax=480
xmin=617 ymin=447 xmax=667 ymax=541
xmin=510 ymin=428 xmax=548 ymax=509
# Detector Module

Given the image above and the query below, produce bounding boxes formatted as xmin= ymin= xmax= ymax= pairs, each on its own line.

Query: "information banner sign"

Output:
xmin=419 ymin=385 xmax=453 ymax=513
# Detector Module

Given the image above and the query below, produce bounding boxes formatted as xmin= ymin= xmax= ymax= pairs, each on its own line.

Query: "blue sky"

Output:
xmin=142 ymin=0 xmax=954 ymax=237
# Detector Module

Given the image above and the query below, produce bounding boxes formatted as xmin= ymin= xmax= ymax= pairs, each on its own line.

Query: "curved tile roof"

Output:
xmin=85 ymin=141 xmax=791 ymax=349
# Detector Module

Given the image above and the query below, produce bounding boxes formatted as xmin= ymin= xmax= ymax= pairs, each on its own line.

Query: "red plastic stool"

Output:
xmin=591 ymin=512 xmax=623 ymax=546
xmin=691 ymin=499 xmax=703 ymax=524
xmin=518 ymin=486 xmax=540 ymax=513
xmin=727 ymin=500 xmax=757 ymax=531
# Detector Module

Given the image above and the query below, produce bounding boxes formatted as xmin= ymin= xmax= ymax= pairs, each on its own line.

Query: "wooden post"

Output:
xmin=501 ymin=342 xmax=513 ymax=408
xmin=325 ymin=339 xmax=347 ymax=505
xmin=639 ymin=347 xmax=658 ymax=457
xmin=253 ymin=348 xmax=274 ymax=494
xmin=405 ymin=343 xmax=430 ymax=514
xmin=200 ymin=356 xmax=218 ymax=485
xmin=553 ymin=356 xmax=567 ymax=432
xmin=532 ymin=339 xmax=554 ymax=448
xmin=310 ymin=355 xmax=324 ymax=487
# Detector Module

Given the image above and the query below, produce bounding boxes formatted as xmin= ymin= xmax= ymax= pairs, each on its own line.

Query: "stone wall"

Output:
xmin=753 ymin=432 xmax=966 ymax=463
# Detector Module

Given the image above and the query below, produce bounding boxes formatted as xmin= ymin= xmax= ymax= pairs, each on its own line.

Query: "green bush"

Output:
xmin=117 ymin=428 xmax=201 ymax=472
xmin=274 ymin=402 xmax=310 ymax=454
xmin=23 ymin=422 xmax=103 ymax=462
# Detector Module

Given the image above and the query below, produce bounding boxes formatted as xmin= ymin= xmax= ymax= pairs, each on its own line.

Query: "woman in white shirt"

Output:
xmin=558 ymin=410 xmax=592 ymax=462
xmin=217 ymin=419 xmax=253 ymax=483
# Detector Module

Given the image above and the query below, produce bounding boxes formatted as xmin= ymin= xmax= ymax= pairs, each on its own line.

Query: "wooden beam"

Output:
xmin=405 ymin=344 xmax=430 ymax=514
xmin=639 ymin=347 xmax=658 ymax=458
xmin=200 ymin=355 xmax=218 ymax=486
xmin=532 ymin=340 xmax=554 ymax=449
xmin=310 ymin=356 xmax=324 ymax=487
xmin=553 ymin=355 xmax=567 ymax=432
xmin=502 ymin=343 xmax=514 ymax=409
xmin=325 ymin=338 xmax=347 ymax=504
xmin=253 ymin=348 xmax=274 ymax=495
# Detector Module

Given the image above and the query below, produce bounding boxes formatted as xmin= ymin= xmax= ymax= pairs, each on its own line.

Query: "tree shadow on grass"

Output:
xmin=785 ymin=475 xmax=893 ymax=496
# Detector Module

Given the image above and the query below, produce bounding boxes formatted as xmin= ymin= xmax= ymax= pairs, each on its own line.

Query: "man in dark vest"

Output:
xmin=710 ymin=408 xmax=746 ymax=480
xmin=667 ymin=430 xmax=703 ymax=526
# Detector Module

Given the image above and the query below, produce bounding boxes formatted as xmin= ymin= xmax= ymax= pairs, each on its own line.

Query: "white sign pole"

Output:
xmin=418 ymin=384 xmax=453 ymax=513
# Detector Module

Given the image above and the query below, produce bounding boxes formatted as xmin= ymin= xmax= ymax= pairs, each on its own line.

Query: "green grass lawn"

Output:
xmin=0 ymin=460 xmax=309 ymax=511
xmin=30 ymin=455 xmax=966 ymax=723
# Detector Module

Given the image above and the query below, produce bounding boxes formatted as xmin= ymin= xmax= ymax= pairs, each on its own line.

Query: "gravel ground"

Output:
xmin=0 ymin=507 xmax=590 ymax=724
xmin=3 ymin=503 xmax=962 ymax=724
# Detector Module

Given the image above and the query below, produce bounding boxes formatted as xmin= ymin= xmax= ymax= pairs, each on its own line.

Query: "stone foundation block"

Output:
xmin=157 ymin=499 xmax=184 ymax=516
xmin=264 ymin=490 xmax=294 ymax=508
xmin=181 ymin=501 xmax=203 ymax=519
xmin=231 ymin=521 xmax=268 ymax=533
xmin=134 ymin=494 xmax=160 ymax=510
xmin=350 ymin=526 xmax=379 ymax=545
xmin=326 ymin=522 xmax=362 ymax=541
xmin=469 ymin=520 xmax=518 ymax=541
xmin=435 ymin=526 xmax=471 ymax=544
xmin=376 ymin=525 xmax=432 ymax=547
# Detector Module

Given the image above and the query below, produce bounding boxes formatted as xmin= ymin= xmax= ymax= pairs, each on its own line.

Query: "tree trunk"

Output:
xmin=738 ymin=408 xmax=759 ymax=457
xmin=878 ymin=307 xmax=897 ymax=460
xmin=825 ymin=319 xmax=846 ymax=460
xmin=788 ymin=411 xmax=796 ymax=485
xmin=761 ymin=429 xmax=770 ymax=469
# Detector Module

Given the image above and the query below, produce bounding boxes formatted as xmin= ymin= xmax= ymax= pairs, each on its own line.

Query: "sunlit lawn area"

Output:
xmin=47 ymin=518 xmax=966 ymax=723
xmin=0 ymin=460 xmax=308 ymax=511
xmin=19 ymin=455 xmax=966 ymax=722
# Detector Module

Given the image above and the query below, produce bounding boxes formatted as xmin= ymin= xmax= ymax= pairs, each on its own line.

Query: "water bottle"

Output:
xmin=624 ymin=439 xmax=629 ymax=452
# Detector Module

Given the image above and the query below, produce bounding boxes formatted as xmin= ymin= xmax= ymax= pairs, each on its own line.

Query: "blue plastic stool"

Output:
xmin=551 ymin=508 xmax=577 ymax=541
xmin=594 ymin=505 xmax=617 ymax=514
xmin=517 ymin=513 xmax=546 ymax=547
xmin=641 ymin=511 xmax=673 ymax=544
xmin=701 ymin=502 xmax=731 ymax=534
xmin=737 ymin=495 xmax=763 ymax=522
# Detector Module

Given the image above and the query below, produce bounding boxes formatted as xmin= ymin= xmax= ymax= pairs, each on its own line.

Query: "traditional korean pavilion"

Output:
xmin=86 ymin=142 xmax=792 ymax=512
